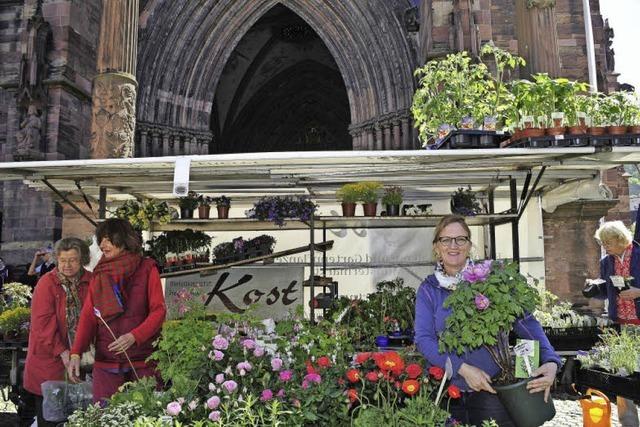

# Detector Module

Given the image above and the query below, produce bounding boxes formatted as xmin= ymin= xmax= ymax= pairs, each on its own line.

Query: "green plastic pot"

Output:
xmin=494 ymin=378 xmax=556 ymax=427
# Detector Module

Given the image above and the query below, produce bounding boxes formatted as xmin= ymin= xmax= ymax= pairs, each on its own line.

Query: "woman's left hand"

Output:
xmin=107 ymin=332 xmax=136 ymax=354
xmin=526 ymin=362 xmax=557 ymax=402
xmin=619 ymin=288 xmax=640 ymax=300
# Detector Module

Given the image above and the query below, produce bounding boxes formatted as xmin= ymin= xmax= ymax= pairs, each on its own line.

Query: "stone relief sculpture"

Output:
xmin=15 ymin=105 xmax=43 ymax=159
xmin=604 ymin=19 xmax=615 ymax=73
xmin=90 ymin=77 xmax=137 ymax=158
xmin=17 ymin=3 xmax=50 ymax=108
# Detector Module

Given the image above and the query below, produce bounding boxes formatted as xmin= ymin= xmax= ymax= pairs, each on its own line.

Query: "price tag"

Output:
xmin=611 ymin=275 xmax=626 ymax=289
xmin=554 ymin=134 xmax=565 ymax=140
xmin=515 ymin=339 xmax=539 ymax=378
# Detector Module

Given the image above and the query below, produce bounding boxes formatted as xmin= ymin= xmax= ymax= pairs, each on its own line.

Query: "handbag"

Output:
xmin=582 ymin=278 xmax=605 ymax=298
xmin=41 ymin=379 xmax=92 ymax=422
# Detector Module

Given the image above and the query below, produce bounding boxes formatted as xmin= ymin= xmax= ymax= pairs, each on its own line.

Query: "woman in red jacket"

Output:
xmin=23 ymin=237 xmax=91 ymax=427
xmin=68 ymin=218 xmax=166 ymax=404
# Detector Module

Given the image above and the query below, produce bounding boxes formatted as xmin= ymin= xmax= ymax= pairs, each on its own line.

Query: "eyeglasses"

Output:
xmin=437 ymin=236 xmax=471 ymax=247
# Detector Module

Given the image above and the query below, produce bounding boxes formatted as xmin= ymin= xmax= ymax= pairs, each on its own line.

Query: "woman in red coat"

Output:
xmin=23 ymin=237 xmax=91 ymax=427
xmin=68 ymin=218 xmax=166 ymax=404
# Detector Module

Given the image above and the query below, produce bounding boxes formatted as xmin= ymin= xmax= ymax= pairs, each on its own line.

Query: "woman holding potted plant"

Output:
xmin=414 ymin=215 xmax=560 ymax=426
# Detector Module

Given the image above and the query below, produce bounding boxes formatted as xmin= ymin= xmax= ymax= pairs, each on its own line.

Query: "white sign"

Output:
xmin=164 ymin=266 xmax=304 ymax=319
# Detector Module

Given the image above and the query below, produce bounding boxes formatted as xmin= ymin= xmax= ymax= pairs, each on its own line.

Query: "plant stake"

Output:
xmin=93 ymin=307 xmax=140 ymax=380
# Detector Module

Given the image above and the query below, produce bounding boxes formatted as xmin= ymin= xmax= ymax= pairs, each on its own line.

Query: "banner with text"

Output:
xmin=164 ymin=266 xmax=304 ymax=319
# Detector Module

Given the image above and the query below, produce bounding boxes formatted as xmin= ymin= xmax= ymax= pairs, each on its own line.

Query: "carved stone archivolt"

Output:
xmin=90 ymin=73 xmax=137 ymax=158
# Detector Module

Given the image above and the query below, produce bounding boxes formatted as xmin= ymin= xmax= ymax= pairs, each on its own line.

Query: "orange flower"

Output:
xmin=375 ymin=351 xmax=405 ymax=374
xmin=346 ymin=369 xmax=361 ymax=383
xmin=317 ymin=356 xmax=331 ymax=368
xmin=347 ymin=388 xmax=358 ymax=402
xmin=428 ymin=366 xmax=444 ymax=380
xmin=402 ymin=379 xmax=420 ymax=396
xmin=354 ymin=352 xmax=371 ymax=365
xmin=405 ymin=363 xmax=423 ymax=379
xmin=447 ymin=384 xmax=461 ymax=399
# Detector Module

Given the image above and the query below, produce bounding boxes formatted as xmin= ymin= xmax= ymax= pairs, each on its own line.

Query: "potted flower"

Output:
xmin=246 ymin=196 xmax=316 ymax=226
xmin=113 ymin=199 xmax=174 ymax=231
xmin=197 ymin=195 xmax=212 ymax=219
xmin=602 ymin=91 xmax=637 ymax=137
xmin=450 ymin=186 xmax=483 ymax=216
xmin=336 ymin=183 xmax=359 ymax=217
xmin=439 ymin=261 xmax=556 ymax=427
xmin=213 ymin=195 xmax=231 ymax=219
xmin=356 ymin=181 xmax=382 ymax=217
xmin=178 ymin=191 xmax=199 ymax=219
xmin=381 ymin=186 xmax=403 ymax=216
xmin=0 ymin=306 xmax=31 ymax=341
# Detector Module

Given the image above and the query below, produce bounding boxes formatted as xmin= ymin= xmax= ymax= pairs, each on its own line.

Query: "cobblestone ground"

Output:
xmin=542 ymin=398 xmax=631 ymax=427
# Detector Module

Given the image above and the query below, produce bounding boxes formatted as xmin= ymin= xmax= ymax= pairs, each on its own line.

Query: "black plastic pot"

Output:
xmin=180 ymin=207 xmax=194 ymax=219
xmin=385 ymin=204 xmax=400 ymax=216
xmin=494 ymin=378 xmax=556 ymax=427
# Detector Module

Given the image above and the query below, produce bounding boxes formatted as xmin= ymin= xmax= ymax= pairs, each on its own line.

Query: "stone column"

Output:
xmin=383 ymin=123 xmax=392 ymax=150
xmin=138 ymin=129 xmax=148 ymax=157
xmin=172 ymin=133 xmax=182 ymax=155
xmin=162 ymin=132 xmax=170 ymax=156
xmin=401 ymin=118 xmax=411 ymax=150
xmin=367 ymin=129 xmax=374 ymax=150
xmin=151 ymin=130 xmax=160 ymax=157
xmin=375 ymin=124 xmax=384 ymax=151
xmin=392 ymin=120 xmax=401 ymax=150
xmin=90 ymin=0 xmax=139 ymax=158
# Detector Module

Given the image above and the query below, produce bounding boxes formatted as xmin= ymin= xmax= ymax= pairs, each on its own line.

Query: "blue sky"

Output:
xmin=599 ymin=0 xmax=640 ymax=93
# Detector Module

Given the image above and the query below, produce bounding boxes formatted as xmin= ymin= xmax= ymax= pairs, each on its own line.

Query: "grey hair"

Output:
xmin=54 ymin=237 xmax=91 ymax=266
xmin=594 ymin=221 xmax=634 ymax=247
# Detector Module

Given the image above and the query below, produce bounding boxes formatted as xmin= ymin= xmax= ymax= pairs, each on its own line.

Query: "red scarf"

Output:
xmin=92 ymin=252 xmax=141 ymax=321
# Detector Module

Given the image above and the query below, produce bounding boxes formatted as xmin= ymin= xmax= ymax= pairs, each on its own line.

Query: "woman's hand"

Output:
xmin=458 ymin=363 xmax=496 ymax=393
xmin=526 ymin=362 xmax=557 ymax=402
xmin=620 ymin=288 xmax=640 ymax=300
xmin=59 ymin=350 xmax=70 ymax=369
xmin=107 ymin=332 xmax=136 ymax=354
xmin=67 ymin=356 xmax=81 ymax=383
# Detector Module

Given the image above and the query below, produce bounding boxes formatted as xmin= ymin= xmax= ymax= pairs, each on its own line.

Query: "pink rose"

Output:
xmin=242 ymin=339 xmax=256 ymax=349
xmin=279 ymin=369 xmax=293 ymax=382
xmin=212 ymin=335 xmax=229 ymax=350
xmin=215 ymin=373 xmax=225 ymax=384
xmin=222 ymin=380 xmax=238 ymax=394
xmin=253 ymin=347 xmax=265 ymax=357
xmin=474 ymin=293 xmax=491 ymax=310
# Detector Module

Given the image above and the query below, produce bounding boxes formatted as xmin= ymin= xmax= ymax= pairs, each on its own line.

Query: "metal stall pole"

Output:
xmin=309 ymin=216 xmax=316 ymax=324
xmin=488 ymin=188 xmax=496 ymax=260
xmin=99 ymin=187 xmax=107 ymax=219
xmin=510 ymin=178 xmax=520 ymax=264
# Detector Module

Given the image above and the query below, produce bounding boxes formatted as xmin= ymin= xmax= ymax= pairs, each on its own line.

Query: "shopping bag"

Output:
xmin=41 ymin=379 xmax=92 ymax=422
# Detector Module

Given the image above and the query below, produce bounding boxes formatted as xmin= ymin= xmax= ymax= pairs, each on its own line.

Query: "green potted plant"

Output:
xmin=213 ymin=195 xmax=231 ymax=219
xmin=356 ymin=181 xmax=382 ymax=217
xmin=178 ymin=191 xmax=199 ymax=219
xmin=336 ymin=183 xmax=360 ymax=217
xmin=197 ymin=195 xmax=212 ymax=219
xmin=113 ymin=199 xmax=174 ymax=231
xmin=439 ymin=261 xmax=555 ymax=427
xmin=0 ymin=306 xmax=31 ymax=341
xmin=450 ymin=186 xmax=482 ymax=216
xmin=602 ymin=91 xmax=636 ymax=136
xmin=381 ymin=186 xmax=403 ymax=216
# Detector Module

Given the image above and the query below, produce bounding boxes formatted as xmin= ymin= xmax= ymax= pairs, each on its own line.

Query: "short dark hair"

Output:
xmin=96 ymin=218 xmax=142 ymax=254
xmin=54 ymin=237 xmax=91 ymax=266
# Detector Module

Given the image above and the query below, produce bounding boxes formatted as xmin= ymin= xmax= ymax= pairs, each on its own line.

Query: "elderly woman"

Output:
xmin=68 ymin=218 xmax=166 ymax=403
xmin=23 ymin=237 xmax=91 ymax=427
xmin=414 ymin=215 xmax=560 ymax=427
xmin=585 ymin=220 xmax=640 ymax=427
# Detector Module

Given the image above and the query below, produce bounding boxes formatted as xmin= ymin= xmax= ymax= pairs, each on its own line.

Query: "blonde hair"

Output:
xmin=432 ymin=215 xmax=472 ymax=260
xmin=594 ymin=221 xmax=633 ymax=246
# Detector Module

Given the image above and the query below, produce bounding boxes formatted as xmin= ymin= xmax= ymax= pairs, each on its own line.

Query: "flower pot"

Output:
xmin=494 ymin=377 xmax=556 ymax=427
xmin=545 ymin=126 xmax=566 ymax=136
xmin=607 ymin=125 xmax=628 ymax=135
xmin=588 ymin=126 xmax=606 ymax=136
xmin=567 ymin=126 xmax=587 ymax=135
xmin=374 ymin=335 xmax=389 ymax=347
xmin=385 ymin=204 xmax=400 ymax=216
xmin=362 ymin=203 xmax=377 ymax=217
xmin=198 ymin=205 xmax=210 ymax=219
xmin=217 ymin=205 xmax=230 ymax=219
xmin=180 ymin=207 xmax=194 ymax=219
xmin=520 ymin=128 xmax=545 ymax=138
xmin=341 ymin=202 xmax=356 ymax=217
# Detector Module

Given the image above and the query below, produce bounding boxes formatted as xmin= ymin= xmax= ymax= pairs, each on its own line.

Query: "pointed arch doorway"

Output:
xmin=212 ymin=5 xmax=351 ymax=153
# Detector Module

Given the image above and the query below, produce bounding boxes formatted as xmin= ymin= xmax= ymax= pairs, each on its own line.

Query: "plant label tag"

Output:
xmin=611 ymin=275 xmax=626 ymax=289
xmin=515 ymin=339 xmax=539 ymax=379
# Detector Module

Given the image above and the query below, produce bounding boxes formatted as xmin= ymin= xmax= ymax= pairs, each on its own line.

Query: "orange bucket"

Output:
xmin=580 ymin=388 xmax=611 ymax=427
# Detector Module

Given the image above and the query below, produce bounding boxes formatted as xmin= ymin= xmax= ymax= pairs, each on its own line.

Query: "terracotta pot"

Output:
xmin=198 ymin=205 xmax=210 ymax=219
xmin=607 ymin=125 xmax=628 ymax=135
xmin=588 ymin=126 xmax=606 ymax=136
xmin=217 ymin=205 xmax=230 ymax=219
xmin=629 ymin=126 xmax=640 ymax=134
xmin=362 ymin=202 xmax=377 ymax=217
xmin=567 ymin=126 xmax=587 ymax=135
xmin=341 ymin=202 xmax=356 ymax=217
xmin=520 ymin=127 xmax=545 ymax=138
xmin=546 ymin=126 xmax=566 ymax=136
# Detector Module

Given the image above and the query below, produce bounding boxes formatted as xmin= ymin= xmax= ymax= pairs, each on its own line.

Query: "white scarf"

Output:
xmin=434 ymin=259 xmax=472 ymax=291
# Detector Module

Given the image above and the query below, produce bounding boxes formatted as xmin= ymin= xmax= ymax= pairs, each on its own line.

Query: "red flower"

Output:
xmin=338 ymin=377 xmax=345 ymax=386
xmin=317 ymin=356 xmax=331 ymax=368
xmin=347 ymin=388 xmax=358 ymax=403
xmin=375 ymin=351 xmax=405 ymax=374
xmin=428 ymin=366 xmax=444 ymax=381
xmin=305 ymin=360 xmax=317 ymax=375
xmin=447 ymin=384 xmax=462 ymax=399
xmin=405 ymin=363 xmax=423 ymax=379
xmin=346 ymin=369 xmax=361 ymax=383
xmin=365 ymin=371 xmax=379 ymax=382
xmin=354 ymin=352 xmax=371 ymax=365
xmin=401 ymin=379 xmax=420 ymax=396
xmin=395 ymin=381 xmax=401 ymax=389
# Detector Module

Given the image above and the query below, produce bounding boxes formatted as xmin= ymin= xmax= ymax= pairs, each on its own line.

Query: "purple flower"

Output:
xmin=304 ymin=373 xmax=322 ymax=384
xmin=212 ymin=335 xmax=229 ymax=350
xmin=253 ymin=346 xmax=265 ymax=357
xmin=209 ymin=410 xmax=221 ymax=421
xmin=302 ymin=380 xmax=310 ymax=389
xmin=279 ymin=369 xmax=293 ymax=382
xmin=222 ymin=380 xmax=238 ymax=394
xmin=271 ymin=357 xmax=283 ymax=371
xmin=207 ymin=396 xmax=221 ymax=409
xmin=215 ymin=373 xmax=225 ymax=384
xmin=276 ymin=388 xmax=285 ymax=398
xmin=577 ymin=350 xmax=589 ymax=357
xmin=213 ymin=350 xmax=225 ymax=361
xmin=474 ymin=293 xmax=490 ymax=311
xmin=242 ymin=339 xmax=256 ymax=350
xmin=236 ymin=361 xmax=253 ymax=373
xmin=260 ymin=389 xmax=273 ymax=401
xmin=166 ymin=401 xmax=182 ymax=416
xmin=462 ymin=260 xmax=492 ymax=283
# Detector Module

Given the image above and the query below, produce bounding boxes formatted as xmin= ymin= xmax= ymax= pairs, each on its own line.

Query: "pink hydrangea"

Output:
xmin=271 ymin=357 xmax=283 ymax=371
xmin=207 ymin=396 xmax=221 ymax=410
xmin=212 ymin=335 xmax=229 ymax=350
xmin=166 ymin=401 xmax=182 ymax=416
xmin=279 ymin=369 xmax=293 ymax=382
xmin=462 ymin=260 xmax=492 ymax=283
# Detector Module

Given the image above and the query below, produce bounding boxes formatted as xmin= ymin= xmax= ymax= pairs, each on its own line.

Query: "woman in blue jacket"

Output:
xmin=415 ymin=215 xmax=560 ymax=426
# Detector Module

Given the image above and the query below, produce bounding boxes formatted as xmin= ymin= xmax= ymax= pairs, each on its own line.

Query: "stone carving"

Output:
xmin=90 ymin=75 xmax=137 ymax=158
xmin=404 ymin=6 xmax=420 ymax=33
xmin=17 ymin=2 xmax=51 ymax=108
xmin=526 ymin=0 xmax=555 ymax=9
xmin=604 ymin=19 xmax=615 ymax=73
xmin=15 ymin=105 xmax=44 ymax=160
